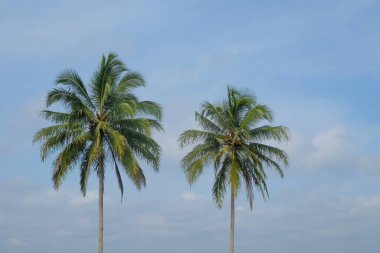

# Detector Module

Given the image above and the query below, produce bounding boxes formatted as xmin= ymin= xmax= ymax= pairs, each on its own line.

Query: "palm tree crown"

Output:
xmin=34 ymin=53 xmax=162 ymax=196
xmin=179 ymin=86 xmax=289 ymax=209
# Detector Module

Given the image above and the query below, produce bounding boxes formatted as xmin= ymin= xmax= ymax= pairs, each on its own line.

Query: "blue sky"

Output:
xmin=1 ymin=0 xmax=380 ymax=252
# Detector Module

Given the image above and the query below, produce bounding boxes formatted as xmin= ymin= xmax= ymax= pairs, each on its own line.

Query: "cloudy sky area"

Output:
xmin=1 ymin=0 xmax=380 ymax=252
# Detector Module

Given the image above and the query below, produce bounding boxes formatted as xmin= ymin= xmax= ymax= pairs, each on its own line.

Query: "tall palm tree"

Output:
xmin=178 ymin=86 xmax=289 ymax=253
xmin=33 ymin=53 xmax=163 ymax=253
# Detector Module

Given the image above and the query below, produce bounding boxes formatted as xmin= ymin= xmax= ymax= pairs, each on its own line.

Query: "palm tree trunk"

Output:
xmin=230 ymin=190 xmax=235 ymax=253
xmin=98 ymin=166 xmax=104 ymax=253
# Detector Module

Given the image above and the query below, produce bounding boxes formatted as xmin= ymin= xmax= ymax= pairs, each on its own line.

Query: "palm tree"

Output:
xmin=178 ymin=86 xmax=289 ymax=253
xmin=33 ymin=53 xmax=163 ymax=253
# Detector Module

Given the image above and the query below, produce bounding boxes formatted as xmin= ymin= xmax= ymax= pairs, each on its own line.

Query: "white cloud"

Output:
xmin=358 ymin=155 xmax=380 ymax=175
xmin=7 ymin=237 xmax=27 ymax=247
xmin=22 ymin=96 xmax=45 ymax=123
xmin=180 ymin=191 xmax=203 ymax=202
xmin=0 ymin=1 xmax=144 ymax=55
xmin=347 ymin=194 xmax=380 ymax=217
xmin=2 ymin=176 xmax=380 ymax=253
xmin=69 ymin=191 xmax=97 ymax=206
xmin=135 ymin=214 xmax=166 ymax=227
xmin=134 ymin=215 xmax=168 ymax=236
xmin=285 ymin=124 xmax=380 ymax=176
xmin=304 ymin=126 xmax=355 ymax=170
xmin=313 ymin=227 xmax=350 ymax=238
xmin=58 ymin=229 xmax=73 ymax=237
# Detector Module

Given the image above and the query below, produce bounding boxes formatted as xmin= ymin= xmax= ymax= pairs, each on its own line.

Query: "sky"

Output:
xmin=1 ymin=0 xmax=380 ymax=252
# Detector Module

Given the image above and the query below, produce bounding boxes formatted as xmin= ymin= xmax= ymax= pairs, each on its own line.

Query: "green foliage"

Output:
xmin=34 ymin=53 xmax=163 ymax=198
xmin=179 ymin=86 xmax=289 ymax=209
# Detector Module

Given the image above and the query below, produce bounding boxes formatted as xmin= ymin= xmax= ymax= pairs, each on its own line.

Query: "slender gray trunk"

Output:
xmin=98 ymin=166 xmax=104 ymax=253
xmin=230 ymin=190 xmax=235 ymax=253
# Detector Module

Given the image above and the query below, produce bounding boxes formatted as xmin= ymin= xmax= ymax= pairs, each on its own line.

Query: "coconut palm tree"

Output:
xmin=178 ymin=86 xmax=289 ymax=253
xmin=33 ymin=53 xmax=163 ymax=253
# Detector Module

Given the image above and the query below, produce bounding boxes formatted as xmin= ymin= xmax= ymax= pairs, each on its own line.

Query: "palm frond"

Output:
xmin=122 ymin=129 xmax=161 ymax=171
xmin=40 ymin=110 xmax=86 ymax=124
xmin=91 ymin=53 xmax=127 ymax=109
xmin=117 ymin=71 xmax=145 ymax=92
xmin=212 ymin=158 xmax=229 ymax=208
xmin=249 ymin=125 xmax=289 ymax=142
xmin=52 ymin=132 xmax=92 ymax=189
xmin=56 ymin=69 xmax=95 ymax=109
xmin=120 ymin=147 xmax=146 ymax=190
xmin=136 ymin=100 xmax=163 ymax=121
xmin=249 ymin=143 xmax=289 ymax=167
xmin=239 ymin=105 xmax=273 ymax=130
xmin=195 ymin=112 xmax=224 ymax=134
xmin=178 ymin=130 xmax=221 ymax=148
